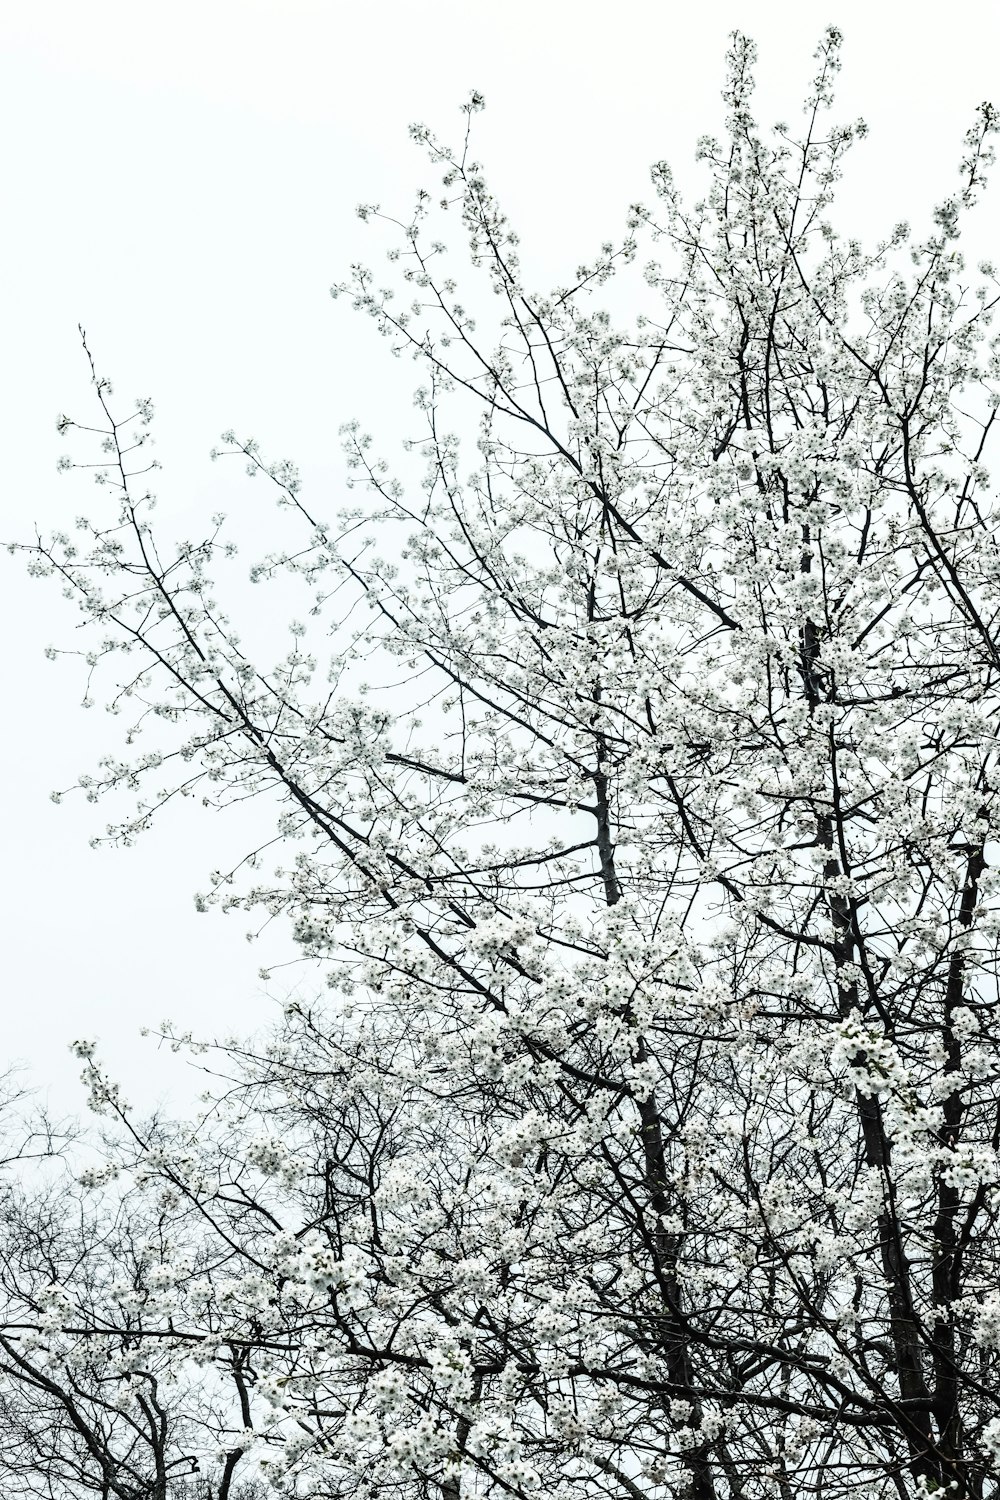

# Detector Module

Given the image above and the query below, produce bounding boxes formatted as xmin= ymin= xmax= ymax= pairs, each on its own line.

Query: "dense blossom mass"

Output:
xmin=5 ymin=27 xmax=1000 ymax=1500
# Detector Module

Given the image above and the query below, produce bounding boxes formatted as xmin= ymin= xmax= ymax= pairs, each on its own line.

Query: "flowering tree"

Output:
xmin=0 ymin=1167 xmax=266 ymax=1500
xmin=9 ymin=26 xmax=1000 ymax=1500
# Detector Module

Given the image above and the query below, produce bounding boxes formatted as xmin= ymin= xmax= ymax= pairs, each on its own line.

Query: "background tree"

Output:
xmin=8 ymin=26 xmax=1000 ymax=1500
xmin=0 ymin=1139 xmax=268 ymax=1500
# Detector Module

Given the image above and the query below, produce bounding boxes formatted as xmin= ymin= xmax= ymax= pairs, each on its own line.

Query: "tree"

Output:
xmin=0 ymin=1167 xmax=264 ymax=1500
xmin=9 ymin=25 xmax=1000 ymax=1500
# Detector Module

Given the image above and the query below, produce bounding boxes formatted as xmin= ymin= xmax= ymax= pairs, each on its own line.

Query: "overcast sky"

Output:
xmin=3 ymin=0 xmax=999 ymax=1117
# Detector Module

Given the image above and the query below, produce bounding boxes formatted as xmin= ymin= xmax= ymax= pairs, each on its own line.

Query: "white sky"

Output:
xmin=2 ymin=0 xmax=999 ymax=1117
